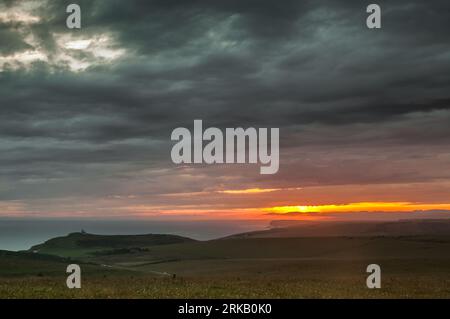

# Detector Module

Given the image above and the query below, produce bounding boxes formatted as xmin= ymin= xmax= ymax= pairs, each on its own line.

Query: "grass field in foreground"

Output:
xmin=1 ymin=235 xmax=449 ymax=298
xmin=1 ymin=258 xmax=449 ymax=298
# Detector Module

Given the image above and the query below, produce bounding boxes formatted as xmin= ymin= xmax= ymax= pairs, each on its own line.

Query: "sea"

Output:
xmin=0 ymin=219 xmax=269 ymax=251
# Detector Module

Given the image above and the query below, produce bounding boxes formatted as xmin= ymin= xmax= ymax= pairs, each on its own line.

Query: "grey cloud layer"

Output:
xmin=1 ymin=0 xmax=450 ymax=203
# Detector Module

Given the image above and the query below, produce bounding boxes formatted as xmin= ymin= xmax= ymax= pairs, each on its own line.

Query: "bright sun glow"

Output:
xmin=265 ymin=202 xmax=450 ymax=214
xmin=219 ymin=188 xmax=282 ymax=194
xmin=218 ymin=187 xmax=302 ymax=194
xmin=64 ymin=40 xmax=92 ymax=50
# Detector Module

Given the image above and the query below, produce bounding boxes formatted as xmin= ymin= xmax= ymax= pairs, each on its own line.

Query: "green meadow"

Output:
xmin=1 ymin=223 xmax=449 ymax=298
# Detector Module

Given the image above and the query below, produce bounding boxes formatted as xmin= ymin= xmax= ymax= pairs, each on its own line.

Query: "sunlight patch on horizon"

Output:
xmin=265 ymin=202 xmax=450 ymax=214
xmin=218 ymin=187 xmax=302 ymax=194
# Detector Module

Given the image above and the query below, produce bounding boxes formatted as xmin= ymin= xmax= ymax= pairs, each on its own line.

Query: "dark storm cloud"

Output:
xmin=0 ymin=28 xmax=32 ymax=54
xmin=1 ymin=0 xmax=450 ymax=203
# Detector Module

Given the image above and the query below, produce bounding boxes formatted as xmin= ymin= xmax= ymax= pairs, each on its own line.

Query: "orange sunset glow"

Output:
xmin=115 ymin=199 xmax=450 ymax=221
xmin=0 ymin=0 xmax=449 ymax=225
xmin=264 ymin=202 xmax=450 ymax=214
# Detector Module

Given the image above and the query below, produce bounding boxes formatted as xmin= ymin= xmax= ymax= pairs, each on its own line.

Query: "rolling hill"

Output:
xmin=0 ymin=250 xmax=71 ymax=277
xmin=29 ymin=232 xmax=196 ymax=257
xmin=224 ymin=219 xmax=450 ymax=239
xmin=1 ymin=219 xmax=449 ymax=298
xmin=0 ymin=249 xmax=126 ymax=277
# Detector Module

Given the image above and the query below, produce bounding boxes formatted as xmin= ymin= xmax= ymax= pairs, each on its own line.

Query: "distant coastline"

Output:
xmin=0 ymin=219 xmax=269 ymax=251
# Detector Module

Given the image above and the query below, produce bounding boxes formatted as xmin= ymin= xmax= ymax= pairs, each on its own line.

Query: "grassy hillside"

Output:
xmin=1 ymin=236 xmax=449 ymax=298
xmin=0 ymin=250 xmax=129 ymax=277
xmin=0 ymin=250 xmax=138 ymax=298
xmin=226 ymin=219 xmax=450 ymax=239
xmin=90 ymin=236 xmax=450 ymax=274
xmin=1 ymin=220 xmax=449 ymax=298
xmin=0 ymin=250 xmax=71 ymax=277
xmin=29 ymin=232 xmax=196 ymax=257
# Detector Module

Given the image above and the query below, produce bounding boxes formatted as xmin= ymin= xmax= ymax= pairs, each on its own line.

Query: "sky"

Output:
xmin=1 ymin=0 xmax=450 ymax=221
